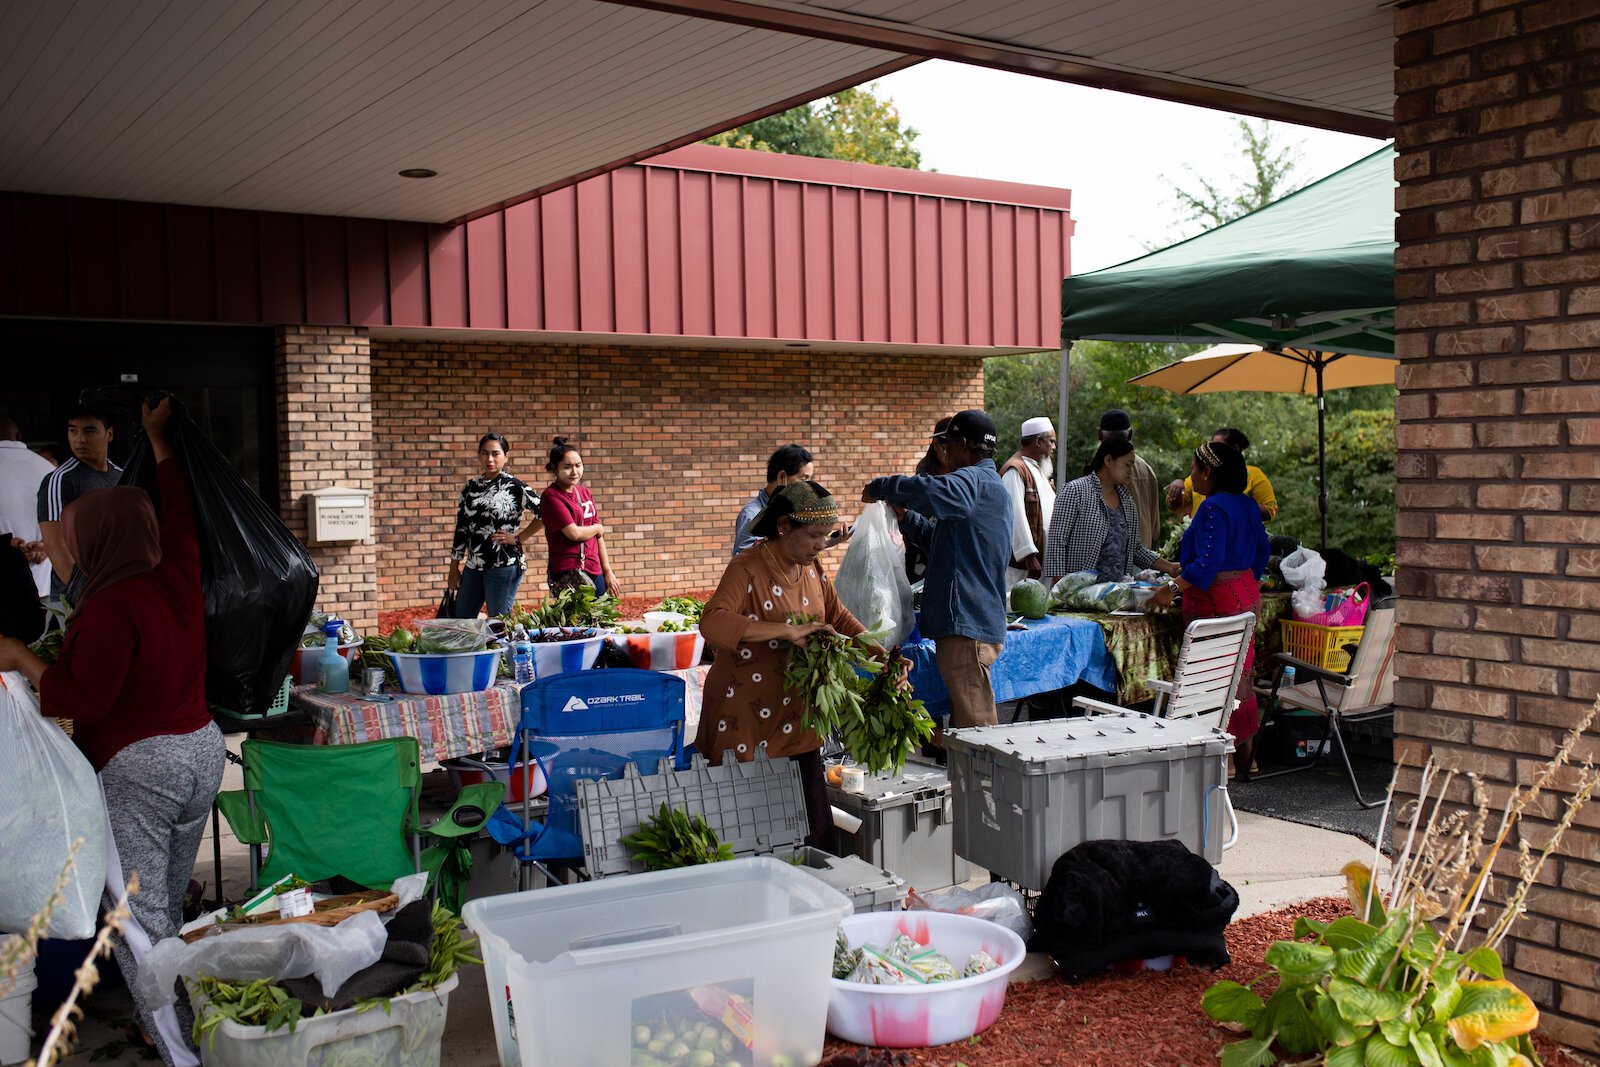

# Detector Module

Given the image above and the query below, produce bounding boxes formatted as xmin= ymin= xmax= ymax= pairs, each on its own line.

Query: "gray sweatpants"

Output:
xmin=100 ymin=721 xmax=226 ymax=1067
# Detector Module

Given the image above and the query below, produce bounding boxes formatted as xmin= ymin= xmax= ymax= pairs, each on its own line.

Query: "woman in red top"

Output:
xmin=539 ymin=437 xmax=621 ymax=597
xmin=0 ymin=398 xmax=225 ymax=1066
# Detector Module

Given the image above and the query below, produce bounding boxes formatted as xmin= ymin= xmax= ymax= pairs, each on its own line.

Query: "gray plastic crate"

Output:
xmin=943 ymin=711 xmax=1235 ymax=892
xmin=576 ymin=751 xmax=906 ymax=912
xmin=827 ymin=762 xmax=970 ymax=893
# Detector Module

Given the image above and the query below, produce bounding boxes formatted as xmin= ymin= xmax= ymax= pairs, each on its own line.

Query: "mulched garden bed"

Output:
xmin=820 ymin=897 xmax=1594 ymax=1067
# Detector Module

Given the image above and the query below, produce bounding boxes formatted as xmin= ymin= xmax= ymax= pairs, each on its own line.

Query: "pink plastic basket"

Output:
xmin=1300 ymin=583 xmax=1370 ymax=627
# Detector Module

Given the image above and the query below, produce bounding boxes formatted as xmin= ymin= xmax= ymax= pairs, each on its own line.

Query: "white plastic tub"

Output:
xmin=828 ymin=911 xmax=1026 ymax=1048
xmin=190 ymin=973 xmax=456 ymax=1067
xmin=0 ymin=936 xmax=35 ymax=1066
xmin=463 ymin=856 xmax=850 ymax=1067
xmin=604 ymin=628 xmax=705 ymax=670
xmin=387 ymin=649 xmax=503 ymax=695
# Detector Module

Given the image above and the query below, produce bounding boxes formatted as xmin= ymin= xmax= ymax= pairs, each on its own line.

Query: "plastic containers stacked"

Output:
xmin=943 ymin=710 xmax=1235 ymax=891
xmin=463 ymin=857 xmax=850 ymax=1067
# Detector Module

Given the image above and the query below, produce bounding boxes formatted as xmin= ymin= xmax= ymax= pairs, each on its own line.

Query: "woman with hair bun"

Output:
xmin=539 ymin=437 xmax=620 ymax=597
xmin=449 ymin=432 xmax=540 ymax=618
xmin=1149 ymin=440 xmax=1271 ymax=774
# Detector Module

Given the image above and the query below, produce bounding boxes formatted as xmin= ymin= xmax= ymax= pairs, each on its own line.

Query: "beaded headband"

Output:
xmin=1195 ymin=442 xmax=1224 ymax=469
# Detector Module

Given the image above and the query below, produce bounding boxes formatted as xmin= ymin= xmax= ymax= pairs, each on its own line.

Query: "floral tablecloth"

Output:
xmin=1059 ymin=592 xmax=1293 ymax=705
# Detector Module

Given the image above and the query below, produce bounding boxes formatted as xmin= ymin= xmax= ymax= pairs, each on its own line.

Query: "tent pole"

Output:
xmin=1057 ymin=340 xmax=1073 ymax=486
xmin=1317 ymin=361 xmax=1329 ymax=552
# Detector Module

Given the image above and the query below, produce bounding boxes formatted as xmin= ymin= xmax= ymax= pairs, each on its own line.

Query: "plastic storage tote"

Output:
xmin=943 ymin=711 xmax=1236 ymax=892
xmin=462 ymin=857 xmax=851 ymax=1067
xmin=1278 ymin=619 xmax=1365 ymax=673
xmin=827 ymin=763 xmax=970 ymax=892
xmin=577 ymin=750 xmax=907 ymax=911
xmin=189 ymin=973 xmax=457 ymax=1067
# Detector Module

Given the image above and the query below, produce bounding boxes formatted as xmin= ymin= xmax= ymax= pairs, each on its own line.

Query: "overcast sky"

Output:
xmin=874 ymin=61 xmax=1386 ymax=274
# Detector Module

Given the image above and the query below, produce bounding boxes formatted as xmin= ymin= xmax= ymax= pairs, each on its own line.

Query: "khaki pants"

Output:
xmin=934 ymin=636 xmax=1002 ymax=728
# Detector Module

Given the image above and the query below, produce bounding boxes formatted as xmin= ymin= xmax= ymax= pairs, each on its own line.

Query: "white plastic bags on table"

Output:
xmin=1280 ymin=547 xmax=1329 ymax=619
xmin=833 ymin=502 xmax=914 ymax=647
xmin=0 ymin=671 xmax=108 ymax=939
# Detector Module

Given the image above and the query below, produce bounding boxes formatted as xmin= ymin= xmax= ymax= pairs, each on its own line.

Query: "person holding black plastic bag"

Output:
xmin=0 ymin=397 xmax=223 ymax=1066
xmin=447 ymin=432 xmax=540 ymax=619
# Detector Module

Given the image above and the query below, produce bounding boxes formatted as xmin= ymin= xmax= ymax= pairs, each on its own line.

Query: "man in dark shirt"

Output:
xmin=37 ymin=401 xmax=122 ymax=601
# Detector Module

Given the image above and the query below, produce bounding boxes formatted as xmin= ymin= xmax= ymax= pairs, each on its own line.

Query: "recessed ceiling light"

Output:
xmin=398 ymin=168 xmax=437 ymax=179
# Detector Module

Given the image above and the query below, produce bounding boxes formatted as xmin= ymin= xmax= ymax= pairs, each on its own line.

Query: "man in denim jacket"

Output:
xmin=864 ymin=409 xmax=1011 ymax=727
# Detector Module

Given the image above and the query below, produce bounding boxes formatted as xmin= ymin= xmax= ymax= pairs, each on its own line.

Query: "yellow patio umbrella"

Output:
xmin=1127 ymin=343 xmax=1396 ymax=550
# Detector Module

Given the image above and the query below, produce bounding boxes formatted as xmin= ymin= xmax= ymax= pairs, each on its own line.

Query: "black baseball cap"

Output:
xmin=933 ymin=409 xmax=998 ymax=447
xmin=1099 ymin=409 xmax=1132 ymax=432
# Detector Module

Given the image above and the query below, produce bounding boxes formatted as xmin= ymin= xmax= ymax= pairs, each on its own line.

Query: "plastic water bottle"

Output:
xmin=512 ymin=626 xmax=534 ymax=684
xmin=1282 ymin=665 xmax=1297 ymax=691
xmin=317 ymin=619 xmax=349 ymax=694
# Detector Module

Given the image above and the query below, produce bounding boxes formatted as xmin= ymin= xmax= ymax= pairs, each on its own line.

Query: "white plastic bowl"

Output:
xmin=386 ymin=649 xmax=504 ymax=695
xmin=604 ymin=628 xmax=705 ymax=670
xmin=641 ymin=610 xmax=689 ymax=632
xmin=828 ymin=911 xmax=1027 ymax=1048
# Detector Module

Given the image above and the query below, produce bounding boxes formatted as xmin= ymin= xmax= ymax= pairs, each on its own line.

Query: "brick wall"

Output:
xmin=1393 ymin=0 xmax=1600 ymax=1050
xmin=370 ymin=339 xmax=985 ymax=612
xmin=276 ymin=326 xmax=378 ymax=632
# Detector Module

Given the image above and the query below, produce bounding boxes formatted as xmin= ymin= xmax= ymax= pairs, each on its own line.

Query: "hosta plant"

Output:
xmin=1205 ymin=700 xmax=1598 ymax=1067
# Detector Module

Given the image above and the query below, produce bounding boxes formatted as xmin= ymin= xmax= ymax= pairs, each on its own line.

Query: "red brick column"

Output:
xmin=1394 ymin=0 xmax=1600 ymax=1050
xmin=276 ymin=326 xmax=377 ymax=632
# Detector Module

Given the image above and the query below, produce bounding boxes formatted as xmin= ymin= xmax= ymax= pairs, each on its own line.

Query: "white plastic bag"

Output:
xmin=833 ymin=503 xmax=914 ymax=646
xmin=0 ymin=671 xmax=109 ymax=939
xmin=907 ymin=882 xmax=1032 ymax=942
xmin=1280 ymin=547 xmax=1327 ymax=592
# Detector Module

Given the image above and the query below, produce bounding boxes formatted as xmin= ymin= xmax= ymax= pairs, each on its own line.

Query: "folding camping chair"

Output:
xmin=1251 ymin=604 xmax=1397 ymax=808
xmin=486 ymin=668 xmax=686 ymax=889
xmin=1073 ymin=612 xmax=1257 ymax=733
xmin=215 ymin=736 xmax=504 ymax=897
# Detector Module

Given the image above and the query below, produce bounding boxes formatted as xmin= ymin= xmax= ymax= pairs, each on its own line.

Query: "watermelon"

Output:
xmin=1010 ymin=579 xmax=1050 ymax=619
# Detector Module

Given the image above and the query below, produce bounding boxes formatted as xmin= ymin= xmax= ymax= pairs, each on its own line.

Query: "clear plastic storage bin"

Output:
xmin=190 ymin=974 xmax=456 ymax=1067
xmin=462 ymin=857 xmax=850 ymax=1067
xmin=943 ymin=711 xmax=1235 ymax=891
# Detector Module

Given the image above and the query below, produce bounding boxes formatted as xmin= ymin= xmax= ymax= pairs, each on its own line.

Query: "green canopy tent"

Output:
xmin=1052 ymin=144 xmax=1397 ymax=544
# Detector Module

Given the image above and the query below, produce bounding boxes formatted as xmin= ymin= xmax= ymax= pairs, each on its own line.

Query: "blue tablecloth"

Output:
xmin=905 ymin=614 xmax=1118 ymax=718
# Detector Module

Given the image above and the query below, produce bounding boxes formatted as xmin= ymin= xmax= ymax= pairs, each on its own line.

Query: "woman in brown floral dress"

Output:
xmin=696 ymin=481 xmax=864 ymax=846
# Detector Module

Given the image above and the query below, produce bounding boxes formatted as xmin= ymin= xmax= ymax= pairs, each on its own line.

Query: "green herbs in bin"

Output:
xmin=622 ymin=804 xmax=735 ymax=871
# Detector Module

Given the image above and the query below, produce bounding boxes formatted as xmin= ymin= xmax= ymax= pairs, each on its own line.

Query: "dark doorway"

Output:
xmin=0 ymin=320 xmax=277 ymax=507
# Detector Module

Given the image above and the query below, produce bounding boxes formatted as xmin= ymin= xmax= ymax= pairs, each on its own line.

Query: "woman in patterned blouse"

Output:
xmin=448 ymin=432 xmax=540 ymax=618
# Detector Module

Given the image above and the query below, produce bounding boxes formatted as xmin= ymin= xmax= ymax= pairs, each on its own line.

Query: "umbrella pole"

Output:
xmin=1317 ymin=361 xmax=1329 ymax=552
xmin=1057 ymin=339 xmax=1072 ymax=487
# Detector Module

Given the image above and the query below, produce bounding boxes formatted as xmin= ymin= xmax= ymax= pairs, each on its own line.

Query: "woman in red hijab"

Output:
xmin=0 ymin=397 xmax=223 ymax=1066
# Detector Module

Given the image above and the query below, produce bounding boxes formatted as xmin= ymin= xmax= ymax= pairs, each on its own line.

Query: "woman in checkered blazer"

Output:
xmin=1044 ymin=438 xmax=1181 ymax=587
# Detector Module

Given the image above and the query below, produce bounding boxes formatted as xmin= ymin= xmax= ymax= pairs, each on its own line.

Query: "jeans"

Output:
xmin=457 ymin=564 xmax=523 ymax=618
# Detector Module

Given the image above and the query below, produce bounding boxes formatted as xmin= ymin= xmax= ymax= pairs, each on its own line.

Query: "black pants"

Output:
xmin=795 ymin=750 xmax=838 ymax=854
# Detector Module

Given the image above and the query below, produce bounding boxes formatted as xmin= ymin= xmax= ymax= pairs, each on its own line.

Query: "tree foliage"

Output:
xmin=984 ymin=341 xmax=1395 ymax=562
xmin=1166 ymin=118 xmax=1303 ymax=233
xmin=704 ymin=85 xmax=921 ymax=169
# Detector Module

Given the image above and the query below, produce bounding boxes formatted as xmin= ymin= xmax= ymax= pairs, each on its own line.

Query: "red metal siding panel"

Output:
xmin=965 ymin=203 xmax=992 ymax=348
xmin=610 ymin=168 xmax=647 ymax=335
xmin=304 ymin=215 xmax=349 ymax=326
xmin=576 ymin=176 xmax=613 ymax=333
xmin=503 ymin=201 xmax=541 ymax=331
xmin=741 ymin=178 xmax=775 ymax=340
xmin=802 ymin=184 xmax=832 ymax=340
xmin=913 ymin=197 xmax=941 ymax=345
xmin=772 ymin=181 xmax=803 ymax=339
xmin=1015 ymin=208 xmax=1041 ymax=350
xmin=345 ymin=217 xmax=390 ymax=327
xmin=938 ymin=200 xmax=966 ymax=345
xmin=387 ymin=221 xmax=429 ymax=328
xmin=466 ymin=213 xmax=505 ymax=330
xmin=540 ymin=188 xmax=579 ymax=332
xmin=212 ymin=210 xmax=261 ymax=324
xmin=711 ymin=175 xmax=744 ymax=337
xmin=644 ymin=168 xmax=680 ymax=335
xmin=859 ymin=190 xmax=888 ymax=344
xmin=67 ymin=199 xmax=120 ymax=319
xmin=165 ymin=205 xmax=215 ymax=322
xmin=677 ymin=172 xmax=713 ymax=337
xmin=258 ymin=214 xmax=306 ymax=324
xmin=831 ymin=189 xmax=861 ymax=343
xmin=427 ymin=224 xmax=466 ymax=329
xmin=117 ymin=201 xmax=168 ymax=321
xmin=990 ymin=205 xmax=1016 ymax=348
xmin=1041 ymin=216 xmax=1065 ymax=347
xmin=885 ymin=194 xmax=914 ymax=344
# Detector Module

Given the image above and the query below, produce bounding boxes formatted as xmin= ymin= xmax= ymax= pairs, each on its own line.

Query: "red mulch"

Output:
xmin=375 ymin=591 xmax=715 ymax=633
xmin=820 ymin=898 xmax=1595 ymax=1067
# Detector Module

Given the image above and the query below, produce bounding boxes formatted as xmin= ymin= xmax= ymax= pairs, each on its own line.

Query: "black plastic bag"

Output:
xmin=120 ymin=395 xmax=319 ymax=716
xmin=436 ymin=587 xmax=457 ymax=620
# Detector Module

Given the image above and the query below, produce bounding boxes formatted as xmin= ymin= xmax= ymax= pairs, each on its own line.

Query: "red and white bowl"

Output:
xmin=604 ymin=628 xmax=705 ymax=670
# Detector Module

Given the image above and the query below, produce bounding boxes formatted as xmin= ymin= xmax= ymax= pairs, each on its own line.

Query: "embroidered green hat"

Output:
xmin=749 ymin=480 xmax=838 ymax=539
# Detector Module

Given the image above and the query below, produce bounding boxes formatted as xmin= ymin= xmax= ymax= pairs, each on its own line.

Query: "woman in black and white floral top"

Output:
xmin=448 ymin=433 xmax=540 ymax=618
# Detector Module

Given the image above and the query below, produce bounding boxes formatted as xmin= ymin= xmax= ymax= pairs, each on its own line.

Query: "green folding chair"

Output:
xmin=216 ymin=737 xmax=503 ymax=908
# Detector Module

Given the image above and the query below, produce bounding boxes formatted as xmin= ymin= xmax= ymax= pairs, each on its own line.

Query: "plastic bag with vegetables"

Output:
xmin=1060 ymin=580 xmax=1136 ymax=613
xmin=1049 ymin=571 xmax=1100 ymax=607
xmin=415 ymin=618 xmax=490 ymax=654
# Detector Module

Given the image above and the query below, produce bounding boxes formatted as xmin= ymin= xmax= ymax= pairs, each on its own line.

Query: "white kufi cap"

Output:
xmin=1020 ymin=417 xmax=1054 ymax=438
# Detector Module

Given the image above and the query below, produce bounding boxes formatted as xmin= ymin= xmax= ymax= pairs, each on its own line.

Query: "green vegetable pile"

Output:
xmin=783 ymin=614 xmax=933 ymax=775
xmin=630 ymin=1010 xmax=739 ymax=1067
xmin=621 ymin=804 xmax=735 ymax=871
xmin=359 ymin=627 xmax=414 ymax=684
xmin=654 ymin=596 xmax=705 ymax=622
xmin=502 ymin=586 xmax=621 ymax=629
xmin=27 ymin=626 xmax=64 ymax=666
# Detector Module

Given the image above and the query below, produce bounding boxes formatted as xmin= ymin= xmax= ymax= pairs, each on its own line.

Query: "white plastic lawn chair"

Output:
xmin=1071 ymin=611 xmax=1255 ymax=852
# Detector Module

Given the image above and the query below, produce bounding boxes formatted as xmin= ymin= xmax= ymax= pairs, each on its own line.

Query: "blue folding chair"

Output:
xmin=486 ymin=668 xmax=685 ymax=888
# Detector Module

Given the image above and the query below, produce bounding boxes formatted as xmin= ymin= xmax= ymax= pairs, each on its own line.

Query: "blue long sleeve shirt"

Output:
xmin=1179 ymin=492 xmax=1271 ymax=592
xmin=867 ymin=459 xmax=1012 ymax=645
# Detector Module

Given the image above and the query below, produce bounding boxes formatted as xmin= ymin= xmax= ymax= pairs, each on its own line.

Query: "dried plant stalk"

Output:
xmin=29 ymin=872 xmax=139 ymax=1067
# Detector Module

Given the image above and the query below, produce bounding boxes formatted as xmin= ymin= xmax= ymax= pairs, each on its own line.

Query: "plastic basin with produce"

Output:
xmin=828 ymin=912 xmax=1026 ymax=1048
xmin=287 ymin=643 xmax=361 ymax=686
xmin=463 ymin=856 xmax=850 ymax=1067
xmin=386 ymin=650 xmax=503 ymax=695
xmin=641 ymin=610 xmax=689 ymax=632
xmin=604 ymin=628 xmax=705 ymax=671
